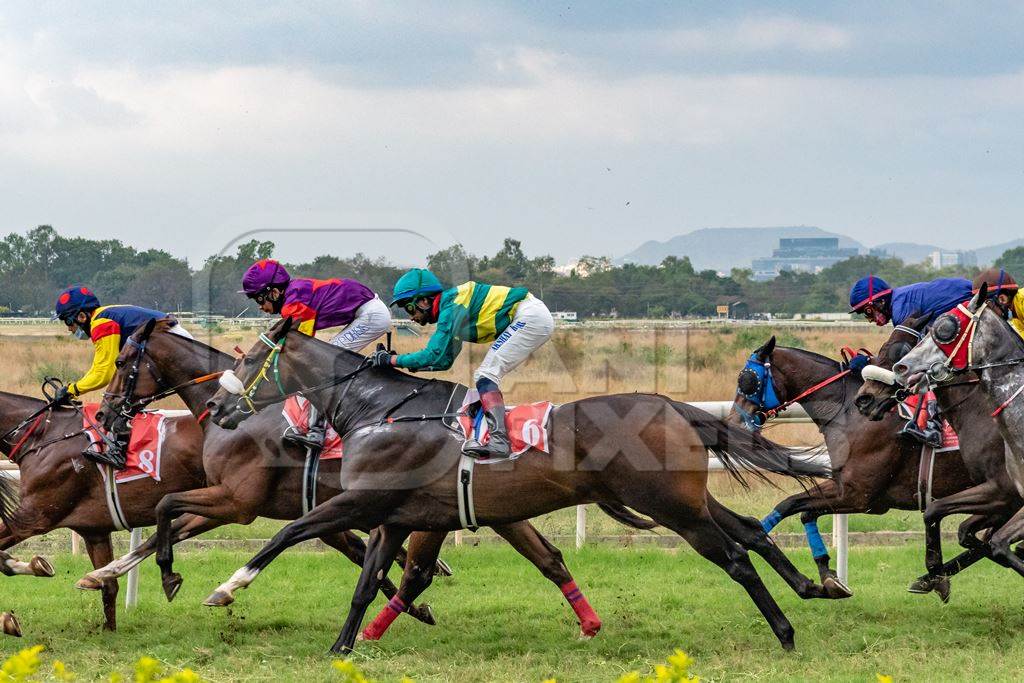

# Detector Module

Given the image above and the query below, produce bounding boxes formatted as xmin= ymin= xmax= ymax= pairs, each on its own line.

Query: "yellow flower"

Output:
xmin=0 ymin=645 xmax=45 ymax=683
xmin=617 ymin=673 xmax=642 ymax=683
xmin=134 ymin=656 xmax=162 ymax=683
xmin=331 ymin=659 xmax=373 ymax=683
xmin=53 ymin=660 xmax=76 ymax=682
xmin=876 ymin=676 xmax=893 ymax=683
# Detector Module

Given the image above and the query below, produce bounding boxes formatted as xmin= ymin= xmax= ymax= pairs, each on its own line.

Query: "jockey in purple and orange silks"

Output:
xmin=240 ymin=259 xmax=392 ymax=449
xmin=849 ymin=274 xmax=974 ymax=448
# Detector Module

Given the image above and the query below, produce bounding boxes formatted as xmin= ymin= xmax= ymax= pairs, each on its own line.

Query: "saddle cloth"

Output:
xmin=457 ymin=391 xmax=554 ymax=457
xmin=898 ymin=392 xmax=959 ymax=450
xmin=82 ymin=404 xmax=167 ymax=483
xmin=281 ymin=396 xmax=343 ymax=460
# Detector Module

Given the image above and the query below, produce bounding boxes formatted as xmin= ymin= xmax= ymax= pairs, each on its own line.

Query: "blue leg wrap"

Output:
xmin=804 ymin=521 xmax=829 ymax=559
xmin=761 ymin=510 xmax=783 ymax=533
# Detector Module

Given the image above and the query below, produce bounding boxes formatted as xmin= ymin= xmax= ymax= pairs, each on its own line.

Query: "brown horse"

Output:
xmin=862 ymin=304 xmax=1024 ymax=588
xmin=204 ymin=318 xmax=848 ymax=654
xmin=731 ymin=337 xmax=977 ymax=600
xmin=0 ymin=390 xmax=204 ymax=630
xmin=82 ymin=320 xmax=655 ymax=639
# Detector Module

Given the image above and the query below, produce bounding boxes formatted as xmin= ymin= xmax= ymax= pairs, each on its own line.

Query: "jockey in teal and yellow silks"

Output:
xmin=53 ymin=286 xmax=191 ymax=468
xmin=373 ymin=269 xmax=555 ymax=460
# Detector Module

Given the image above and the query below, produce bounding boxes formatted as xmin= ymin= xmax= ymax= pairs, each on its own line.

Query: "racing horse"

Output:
xmin=854 ymin=315 xmax=1022 ymax=597
xmin=731 ymin=336 xmax=974 ymax=599
xmin=82 ymin=319 xmax=657 ymax=639
xmin=0 ymin=388 xmax=203 ymax=631
xmin=205 ymin=317 xmax=849 ymax=654
xmin=893 ymin=284 xmax=1024 ymax=576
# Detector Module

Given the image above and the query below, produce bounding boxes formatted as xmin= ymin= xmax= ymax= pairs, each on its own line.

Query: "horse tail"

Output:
xmin=596 ymin=503 xmax=658 ymax=530
xmin=669 ymin=400 xmax=831 ymax=489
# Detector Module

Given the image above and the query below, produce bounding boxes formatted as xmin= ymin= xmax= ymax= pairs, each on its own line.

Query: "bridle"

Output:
xmin=923 ymin=301 xmax=1024 ymax=416
xmin=102 ymin=335 xmax=224 ymax=423
xmin=736 ymin=351 xmax=852 ymax=430
xmin=219 ymin=332 xmax=374 ymax=417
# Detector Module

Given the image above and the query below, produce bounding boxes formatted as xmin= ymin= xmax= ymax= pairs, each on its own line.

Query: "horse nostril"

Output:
xmin=893 ymin=363 xmax=908 ymax=377
xmin=854 ymin=395 xmax=871 ymax=409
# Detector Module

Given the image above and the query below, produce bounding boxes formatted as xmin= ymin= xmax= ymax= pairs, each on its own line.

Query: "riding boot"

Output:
xmin=462 ymin=402 xmax=511 ymax=460
xmin=82 ymin=434 xmax=128 ymax=470
xmin=284 ymin=406 xmax=326 ymax=452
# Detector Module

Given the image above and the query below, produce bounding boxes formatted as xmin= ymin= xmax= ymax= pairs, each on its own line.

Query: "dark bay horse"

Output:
xmin=892 ymin=287 xmax=1024 ymax=577
xmin=83 ymin=320 xmax=654 ymax=639
xmin=205 ymin=318 xmax=849 ymax=654
xmin=854 ymin=315 xmax=1023 ymax=596
xmin=731 ymin=337 xmax=975 ymax=599
xmin=0 ymin=389 xmax=204 ymax=630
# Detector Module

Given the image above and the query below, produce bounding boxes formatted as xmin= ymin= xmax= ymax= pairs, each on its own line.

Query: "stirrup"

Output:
xmin=462 ymin=434 xmax=511 ymax=460
xmin=899 ymin=422 xmax=942 ymax=448
xmin=82 ymin=445 xmax=127 ymax=470
xmin=283 ymin=426 xmax=325 ymax=450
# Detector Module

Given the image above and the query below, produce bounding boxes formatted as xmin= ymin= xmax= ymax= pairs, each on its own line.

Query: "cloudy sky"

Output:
xmin=2 ymin=2 xmax=1022 ymax=266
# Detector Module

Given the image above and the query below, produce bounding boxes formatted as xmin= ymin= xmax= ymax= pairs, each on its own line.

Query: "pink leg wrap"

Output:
xmin=361 ymin=596 xmax=406 ymax=641
xmin=560 ymin=580 xmax=601 ymax=637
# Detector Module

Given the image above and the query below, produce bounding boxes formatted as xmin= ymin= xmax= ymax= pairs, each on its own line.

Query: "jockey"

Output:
xmin=240 ymin=259 xmax=392 ymax=449
xmin=972 ymin=267 xmax=1024 ymax=338
xmin=849 ymin=274 xmax=973 ymax=328
xmin=374 ymin=268 xmax=555 ymax=459
xmin=54 ymin=286 xmax=192 ymax=469
xmin=849 ymin=274 xmax=973 ymax=447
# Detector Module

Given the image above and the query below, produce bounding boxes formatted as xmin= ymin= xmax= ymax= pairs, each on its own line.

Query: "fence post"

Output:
xmin=125 ymin=528 xmax=142 ymax=609
xmin=576 ymin=505 xmax=586 ymax=549
xmin=454 ymin=530 xmax=463 ymax=546
xmin=833 ymin=513 xmax=848 ymax=584
xmin=70 ymin=532 xmax=82 ymax=555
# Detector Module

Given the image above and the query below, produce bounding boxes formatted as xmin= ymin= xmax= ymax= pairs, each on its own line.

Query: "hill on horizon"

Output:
xmin=617 ymin=227 xmax=1022 ymax=272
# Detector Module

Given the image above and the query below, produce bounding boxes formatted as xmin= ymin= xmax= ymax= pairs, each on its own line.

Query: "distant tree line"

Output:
xmin=0 ymin=225 xmax=1000 ymax=319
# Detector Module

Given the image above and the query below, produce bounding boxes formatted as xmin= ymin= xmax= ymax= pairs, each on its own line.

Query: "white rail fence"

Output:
xmin=1 ymin=400 xmax=846 ymax=610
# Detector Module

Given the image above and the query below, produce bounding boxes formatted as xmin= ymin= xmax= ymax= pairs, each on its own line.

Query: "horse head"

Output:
xmin=853 ymin=313 xmax=928 ymax=421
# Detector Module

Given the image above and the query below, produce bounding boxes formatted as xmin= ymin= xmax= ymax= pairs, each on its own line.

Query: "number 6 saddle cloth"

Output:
xmin=82 ymin=404 xmax=169 ymax=483
xmin=456 ymin=390 xmax=554 ymax=458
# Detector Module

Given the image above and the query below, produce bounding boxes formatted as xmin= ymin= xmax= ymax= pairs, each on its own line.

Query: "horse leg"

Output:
xmin=204 ymin=490 xmax=390 ymax=608
xmin=330 ymin=525 xmax=411 ymax=655
xmin=318 ymin=530 xmax=436 ymax=626
xmin=707 ymin=495 xmax=851 ymax=600
xmin=760 ymin=481 xmax=849 ymax=584
xmin=986 ymin=507 xmax=1024 ymax=578
xmin=82 ymin=533 xmax=118 ymax=631
xmin=79 ymin=514 xmax=222 ymax=589
xmin=920 ymin=482 xmax=1011 ymax=602
xmin=491 ymin=521 xmax=602 ymax=637
xmin=0 ymin=523 xmax=56 ymax=578
xmin=361 ymin=531 xmax=448 ymax=641
xmin=641 ymin=499 xmax=795 ymax=650
xmin=155 ymin=486 xmax=255 ymax=602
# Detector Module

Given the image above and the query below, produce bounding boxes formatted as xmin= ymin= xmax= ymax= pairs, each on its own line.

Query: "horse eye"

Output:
xmin=115 ymin=359 xmax=124 ymax=368
xmin=242 ymin=356 xmax=256 ymax=366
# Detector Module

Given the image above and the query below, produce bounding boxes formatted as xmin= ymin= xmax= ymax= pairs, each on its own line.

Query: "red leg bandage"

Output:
xmin=560 ymin=580 xmax=601 ymax=637
xmin=361 ymin=596 xmax=406 ymax=641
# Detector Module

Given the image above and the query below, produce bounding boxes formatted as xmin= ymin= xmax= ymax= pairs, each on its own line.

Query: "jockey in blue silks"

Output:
xmin=849 ymin=274 xmax=974 ymax=447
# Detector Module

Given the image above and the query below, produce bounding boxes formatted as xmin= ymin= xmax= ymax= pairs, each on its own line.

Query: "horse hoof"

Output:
xmin=434 ymin=558 xmax=454 ymax=577
xmin=162 ymin=573 xmax=183 ymax=602
xmin=329 ymin=641 xmax=355 ymax=656
xmin=934 ymin=576 xmax=951 ymax=604
xmin=75 ymin=575 xmax=103 ymax=591
xmin=203 ymin=590 xmax=234 ymax=607
xmin=781 ymin=640 xmax=796 ymax=652
xmin=1 ymin=612 xmax=22 ymax=637
xmin=29 ymin=556 xmax=54 ymax=578
xmin=907 ymin=576 xmax=932 ymax=594
xmin=823 ymin=576 xmax=853 ymax=599
xmin=415 ymin=603 xmax=436 ymax=626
